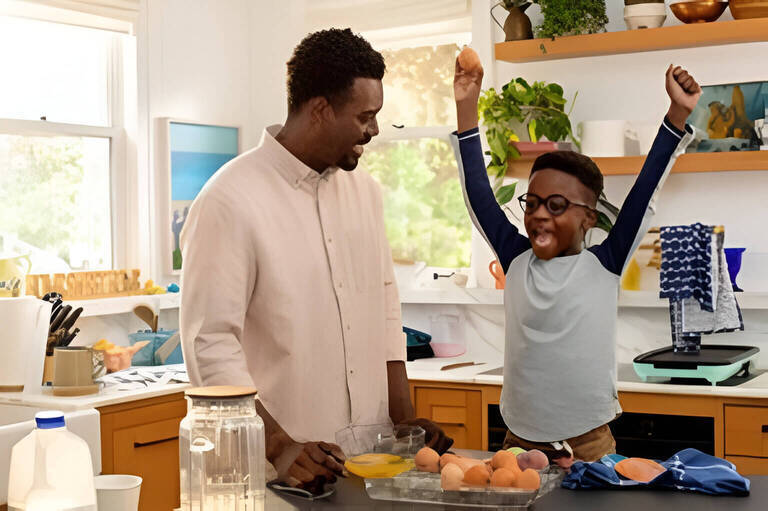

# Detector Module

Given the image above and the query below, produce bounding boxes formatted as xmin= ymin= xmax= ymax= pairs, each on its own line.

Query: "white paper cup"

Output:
xmin=94 ymin=474 xmax=142 ymax=511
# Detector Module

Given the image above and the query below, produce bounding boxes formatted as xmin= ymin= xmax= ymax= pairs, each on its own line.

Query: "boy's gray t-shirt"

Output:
xmin=452 ymin=119 xmax=693 ymax=442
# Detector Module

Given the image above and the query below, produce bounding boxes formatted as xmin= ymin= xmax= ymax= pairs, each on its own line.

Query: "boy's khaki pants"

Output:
xmin=502 ymin=423 xmax=616 ymax=462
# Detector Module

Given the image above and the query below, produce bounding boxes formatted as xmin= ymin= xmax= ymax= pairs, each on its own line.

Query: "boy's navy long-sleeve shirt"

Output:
xmin=452 ymin=119 xmax=693 ymax=442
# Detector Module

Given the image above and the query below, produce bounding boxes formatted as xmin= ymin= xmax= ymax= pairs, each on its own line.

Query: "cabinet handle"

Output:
xmin=134 ymin=436 xmax=178 ymax=448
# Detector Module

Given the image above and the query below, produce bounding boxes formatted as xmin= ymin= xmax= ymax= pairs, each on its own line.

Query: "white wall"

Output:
xmin=136 ymin=0 xmax=305 ymax=284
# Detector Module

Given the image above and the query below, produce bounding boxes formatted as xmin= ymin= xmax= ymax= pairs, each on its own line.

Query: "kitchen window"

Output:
xmin=360 ymin=43 xmax=472 ymax=268
xmin=0 ymin=14 xmax=130 ymax=272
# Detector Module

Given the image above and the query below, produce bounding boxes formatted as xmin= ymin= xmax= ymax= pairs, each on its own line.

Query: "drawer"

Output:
xmin=724 ymin=405 xmax=768 ymax=457
xmin=413 ymin=386 xmax=482 ymax=450
xmin=726 ymin=456 xmax=768 ymax=476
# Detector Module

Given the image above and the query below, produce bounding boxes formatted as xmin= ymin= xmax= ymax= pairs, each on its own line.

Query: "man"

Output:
xmin=180 ymin=28 xmax=452 ymax=490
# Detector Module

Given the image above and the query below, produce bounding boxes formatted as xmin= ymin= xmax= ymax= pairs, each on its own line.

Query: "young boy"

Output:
xmin=452 ymin=62 xmax=701 ymax=462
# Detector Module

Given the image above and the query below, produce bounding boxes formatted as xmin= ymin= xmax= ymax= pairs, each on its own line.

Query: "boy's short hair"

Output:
xmin=530 ymin=151 xmax=604 ymax=201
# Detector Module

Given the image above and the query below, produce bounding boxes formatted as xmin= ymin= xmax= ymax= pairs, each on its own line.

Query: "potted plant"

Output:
xmin=491 ymin=1 xmax=534 ymax=41
xmin=478 ymin=77 xmax=618 ymax=232
xmin=532 ymin=0 xmax=609 ymax=38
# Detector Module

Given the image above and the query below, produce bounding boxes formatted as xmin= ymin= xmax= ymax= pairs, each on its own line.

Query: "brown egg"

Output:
xmin=491 ymin=450 xmax=520 ymax=472
xmin=441 ymin=462 xmax=464 ymax=491
xmin=453 ymin=456 xmax=485 ymax=474
xmin=457 ymin=46 xmax=482 ymax=72
xmin=525 ymin=449 xmax=549 ymax=470
xmin=516 ymin=468 xmax=541 ymax=490
xmin=463 ymin=464 xmax=491 ymax=487
xmin=414 ymin=447 xmax=440 ymax=473
xmin=490 ymin=467 xmax=518 ymax=488
xmin=439 ymin=453 xmax=459 ymax=470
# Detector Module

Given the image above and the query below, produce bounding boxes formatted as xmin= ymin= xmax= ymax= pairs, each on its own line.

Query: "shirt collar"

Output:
xmin=261 ymin=125 xmax=338 ymax=189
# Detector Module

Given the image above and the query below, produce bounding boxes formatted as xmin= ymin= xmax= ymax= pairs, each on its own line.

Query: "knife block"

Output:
xmin=42 ymin=355 xmax=54 ymax=386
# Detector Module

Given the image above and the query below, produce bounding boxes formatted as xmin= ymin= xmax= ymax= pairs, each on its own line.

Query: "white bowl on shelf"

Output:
xmin=624 ymin=3 xmax=668 ymax=28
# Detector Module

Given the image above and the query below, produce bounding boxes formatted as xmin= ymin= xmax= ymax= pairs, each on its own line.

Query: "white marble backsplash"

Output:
xmin=403 ymin=301 xmax=768 ymax=370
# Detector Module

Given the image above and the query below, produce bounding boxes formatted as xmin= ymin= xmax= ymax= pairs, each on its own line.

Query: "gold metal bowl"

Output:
xmin=670 ymin=0 xmax=729 ymax=22
xmin=729 ymin=0 xmax=768 ymax=19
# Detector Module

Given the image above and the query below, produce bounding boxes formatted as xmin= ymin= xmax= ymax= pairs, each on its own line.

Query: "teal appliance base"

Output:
xmin=633 ymin=345 xmax=759 ymax=386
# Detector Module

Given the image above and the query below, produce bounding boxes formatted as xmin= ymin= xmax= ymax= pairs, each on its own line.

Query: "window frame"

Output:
xmin=0 ymin=29 xmax=128 ymax=271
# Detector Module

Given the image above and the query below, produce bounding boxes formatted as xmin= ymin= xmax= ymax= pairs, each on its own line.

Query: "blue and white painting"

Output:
xmin=170 ymin=122 xmax=238 ymax=270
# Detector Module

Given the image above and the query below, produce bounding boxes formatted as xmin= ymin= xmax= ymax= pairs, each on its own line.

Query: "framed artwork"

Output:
xmin=687 ymin=80 xmax=767 ymax=153
xmin=157 ymin=119 xmax=240 ymax=275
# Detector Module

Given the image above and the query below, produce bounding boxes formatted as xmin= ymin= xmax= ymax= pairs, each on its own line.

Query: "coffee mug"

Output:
xmin=578 ymin=120 xmax=638 ymax=157
xmin=53 ymin=346 xmax=94 ymax=387
xmin=94 ymin=475 xmax=142 ymax=511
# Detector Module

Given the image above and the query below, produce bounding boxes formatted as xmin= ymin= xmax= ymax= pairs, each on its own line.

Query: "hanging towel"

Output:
xmin=681 ymin=230 xmax=744 ymax=334
xmin=660 ymin=224 xmax=715 ymax=311
xmin=562 ymin=448 xmax=750 ymax=496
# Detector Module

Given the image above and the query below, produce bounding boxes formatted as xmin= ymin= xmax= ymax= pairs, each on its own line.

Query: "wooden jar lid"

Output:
xmin=185 ymin=385 xmax=257 ymax=399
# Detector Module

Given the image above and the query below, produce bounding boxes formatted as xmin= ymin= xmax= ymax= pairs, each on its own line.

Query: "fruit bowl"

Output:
xmin=670 ymin=0 xmax=729 ymax=22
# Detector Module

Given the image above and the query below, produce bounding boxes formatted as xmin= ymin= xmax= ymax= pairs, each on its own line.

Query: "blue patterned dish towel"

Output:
xmin=562 ymin=448 xmax=750 ymax=495
xmin=660 ymin=224 xmax=743 ymax=352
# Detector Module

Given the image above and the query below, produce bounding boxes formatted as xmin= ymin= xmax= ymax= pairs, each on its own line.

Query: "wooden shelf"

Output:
xmin=507 ymin=150 xmax=768 ymax=178
xmin=495 ymin=18 xmax=768 ymax=63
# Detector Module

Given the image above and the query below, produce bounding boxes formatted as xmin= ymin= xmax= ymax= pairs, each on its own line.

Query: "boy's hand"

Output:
xmin=454 ymin=52 xmax=484 ymax=133
xmin=665 ymin=65 xmax=702 ymax=131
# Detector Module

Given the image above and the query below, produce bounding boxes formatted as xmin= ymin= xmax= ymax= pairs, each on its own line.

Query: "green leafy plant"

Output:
xmin=478 ymin=77 xmax=577 ymax=193
xmin=478 ymin=77 xmax=618 ymax=232
xmin=532 ymin=0 xmax=609 ymax=38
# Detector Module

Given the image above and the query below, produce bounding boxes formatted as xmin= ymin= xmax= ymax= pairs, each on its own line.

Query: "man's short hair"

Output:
xmin=286 ymin=28 xmax=386 ymax=113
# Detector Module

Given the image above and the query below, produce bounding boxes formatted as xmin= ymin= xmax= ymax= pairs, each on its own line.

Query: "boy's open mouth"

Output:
xmin=531 ymin=227 xmax=555 ymax=249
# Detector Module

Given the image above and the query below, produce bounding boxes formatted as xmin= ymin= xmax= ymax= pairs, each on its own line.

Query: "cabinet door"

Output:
xmin=113 ymin=418 xmax=181 ymax=511
xmin=99 ymin=393 xmax=187 ymax=511
xmin=725 ymin=405 xmax=768 ymax=458
xmin=414 ymin=387 xmax=482 ymax=450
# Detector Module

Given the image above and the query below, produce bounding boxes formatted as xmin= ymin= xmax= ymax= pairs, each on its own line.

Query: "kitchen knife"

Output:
xmin=49 ymin=305 xmax=67 ymax=331
xmin=49 ymin=304 xmax=72 ymax=333
xmin=59 ymin=307 xmax=83 ymax=333
xmin=440 ymin=362 xmax=486 ymax=371
xmin=61 ymin=328 xmax=80 ymax=347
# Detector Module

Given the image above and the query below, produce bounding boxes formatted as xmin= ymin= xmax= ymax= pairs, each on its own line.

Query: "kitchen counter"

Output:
xmin=0 ymin=382 xmax=190 ymax=411
xmin=407 ymin=358 xmax=768 ymax=398
xmin=265 ymin=471 xmax=768 ymax=510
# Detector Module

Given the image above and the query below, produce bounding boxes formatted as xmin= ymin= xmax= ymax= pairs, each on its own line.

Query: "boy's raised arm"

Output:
xmin=595 ymin=65 xmax=702 ymax=275
xmin=452 ymin=51 xmax=530 ymax=271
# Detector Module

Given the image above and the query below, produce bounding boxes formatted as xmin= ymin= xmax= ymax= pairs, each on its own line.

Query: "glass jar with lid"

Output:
xmin=179 ymin=386 xmax=265 ymax=510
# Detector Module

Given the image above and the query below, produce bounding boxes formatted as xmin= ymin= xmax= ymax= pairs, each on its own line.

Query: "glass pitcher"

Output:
xmin=179 ymin=386 xmax=265 ymax=510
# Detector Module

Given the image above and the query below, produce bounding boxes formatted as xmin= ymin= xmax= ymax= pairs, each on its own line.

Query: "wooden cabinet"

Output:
xmin=98 ymin=392 xmax=187 ymax=511
xmin=409 ymin=379 xmax=768 ymax=475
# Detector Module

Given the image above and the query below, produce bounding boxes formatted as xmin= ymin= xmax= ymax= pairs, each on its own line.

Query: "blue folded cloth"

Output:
xmin=562 ymin=448 xmax=750 ymax=496
xmin=660 ymin=224 xmax=715 ymax=312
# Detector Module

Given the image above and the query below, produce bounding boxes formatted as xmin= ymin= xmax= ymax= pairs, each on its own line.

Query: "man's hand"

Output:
xmin=398 ymin=418 xmax=454 ymax=454
xmin=267 ymin=431 xmax=346 ymax=492
xmin=454 ymin=53 xmax=485 ymax=133
xmin=665 ymin=64 xmax=702 ymax=132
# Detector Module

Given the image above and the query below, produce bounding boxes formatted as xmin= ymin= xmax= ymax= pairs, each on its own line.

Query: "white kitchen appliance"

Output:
xmin=0 ymin=297 xmax=50 ymax=392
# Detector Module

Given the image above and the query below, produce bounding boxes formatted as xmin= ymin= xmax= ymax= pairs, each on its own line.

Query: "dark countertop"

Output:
xmin=267 ymin=474 xmax=768 ymax=510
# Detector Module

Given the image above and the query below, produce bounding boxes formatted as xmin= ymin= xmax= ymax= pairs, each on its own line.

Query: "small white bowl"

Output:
xmin=625 ymin=13 xmax=667 ymax=29
xmin=624 ymin=3 xmax=667 ymax=16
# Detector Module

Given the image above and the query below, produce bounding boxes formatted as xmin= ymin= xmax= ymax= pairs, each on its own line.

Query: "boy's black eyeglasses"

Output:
xmin=517 ymin=193 xmax=596 ymax=217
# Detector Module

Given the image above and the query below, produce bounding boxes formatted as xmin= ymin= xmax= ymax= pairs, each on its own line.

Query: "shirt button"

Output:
xmin=327 ymin=237 xmax=332 ymax=243
xmin=349 ymin=370 xmax=354 ymax=375
xmin=338 ymin=282 xmax=343 ymax=288
xmin=346 ymin=324 xmax=351 ymax=330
